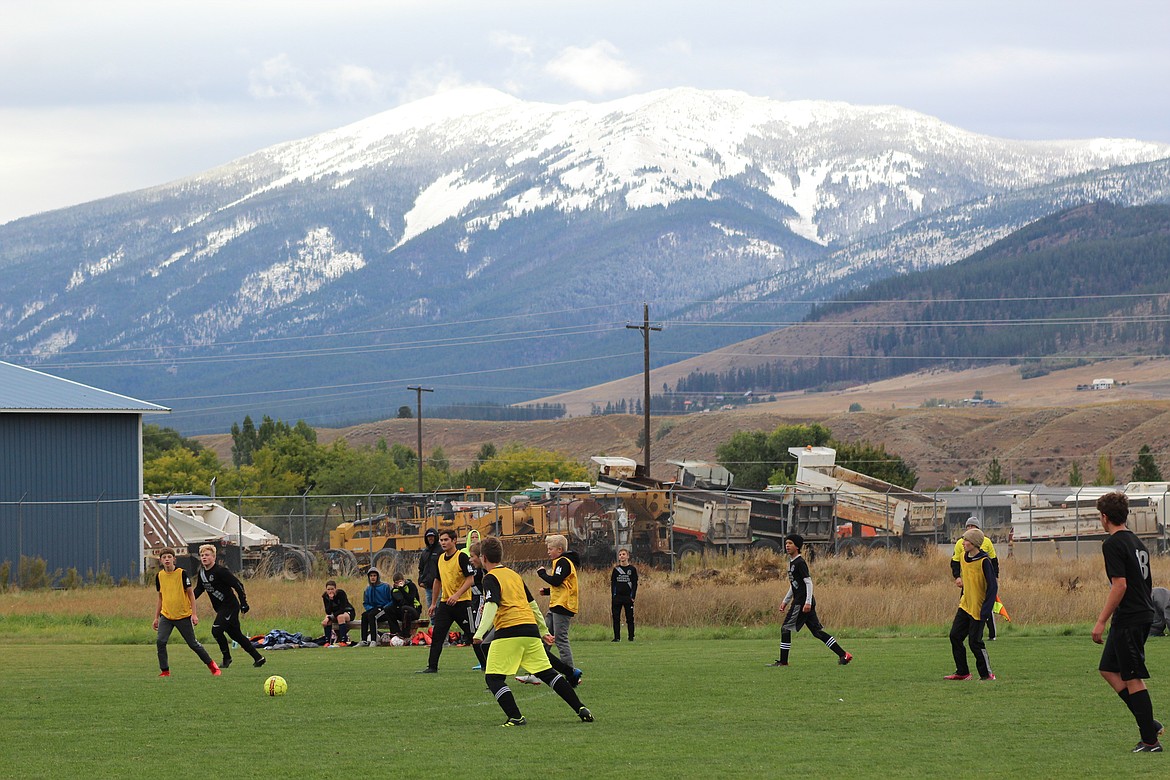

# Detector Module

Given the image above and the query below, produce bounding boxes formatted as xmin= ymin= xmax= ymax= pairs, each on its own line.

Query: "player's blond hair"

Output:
xmin=545 ymin=534 xmax=568 ymax=553
xmin=198 ymin=543 xmax=217 ymax=556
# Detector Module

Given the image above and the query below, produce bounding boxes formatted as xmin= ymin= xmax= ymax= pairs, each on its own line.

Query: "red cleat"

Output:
xmin=943 ymin=673 xmax=972 ymax=681
xmin=208 ymin=661 xmax=222 ymax=676
xmin=158 ymin=670 xmax=171 ymax=677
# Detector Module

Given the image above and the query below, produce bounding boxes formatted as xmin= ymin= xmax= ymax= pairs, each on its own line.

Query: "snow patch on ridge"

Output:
xmin=396 ymin=172 xmax=503 ymax=248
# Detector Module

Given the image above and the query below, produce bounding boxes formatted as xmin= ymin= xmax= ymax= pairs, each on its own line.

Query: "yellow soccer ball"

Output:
xmin=264 ymin=675 xmax=288 ymax=696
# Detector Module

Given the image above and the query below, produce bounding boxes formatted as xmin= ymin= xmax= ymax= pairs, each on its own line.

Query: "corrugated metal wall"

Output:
xmin=0 ymin=412 xmax=141 ymax=583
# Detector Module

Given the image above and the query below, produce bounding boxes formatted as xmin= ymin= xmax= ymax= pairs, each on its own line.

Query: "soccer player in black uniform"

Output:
xmin=610 ymin=548 xmax=638 ymax=642
xmin=193 ymin=544 xmax=266 ymax=669
xmin=417 ymin=529 xmax=475 ymax=673
xmin=472 ymin=536 xmax=593 ymax=727
xmin=767 ymin=534 xmax=852 ymax=667
xmin=1091 ymin=491 xmax=1165 ymax=752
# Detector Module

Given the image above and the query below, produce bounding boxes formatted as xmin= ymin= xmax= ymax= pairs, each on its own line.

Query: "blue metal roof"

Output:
xmin=0 ymin=360 xmax=169 ymax=413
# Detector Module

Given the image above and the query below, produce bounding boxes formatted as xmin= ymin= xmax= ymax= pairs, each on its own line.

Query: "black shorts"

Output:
xmin=783 ymin=605 xmax=823 ymax=634
xmin=1099 ymin=623 xmax=1152 ymax=681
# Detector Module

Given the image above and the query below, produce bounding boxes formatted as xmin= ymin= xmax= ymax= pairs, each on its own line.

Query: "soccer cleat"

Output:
xmin=471 ymin=664 xmax=482 ymax=671
xmin=208 ymin=661 xmax=222 ymax=676
xmin=1156 ymin=719 xmax=1166 ymax=737
xmin=765 ymin=660 xmax=788 ymax=667
xmin=571 ymin=668 xmax=583 ymax=688
xmin=253 ymin=656 xmax=267 ymax=668
xmin=611 ymin=638 xmax=620 ymax=642
xmin=220 ymin=656 xmax=232 ymax=669
xmin=628 ymin=636 xmax=634 ymax=641
xmin=158 ymin=670 xmax=170 ymax=677
xmin=515 ymin=673 xmax=542 ymax=685
xmin=943 ymin=673 xmax=972 ymax=681
xmin=415 ymin=667 xmax=438 ymax=674
xmin=1132 ymin=742 xmax=1163 ymax=752
xmin=839 ymin=652 xmax=853 ymax=665
xmin=501 ymin=717 xmax=527 ymax=727
xmin=979 ymin=674 xmax=996 ymax=682
xmin=577 ymin=706 xmax=594 ymax=722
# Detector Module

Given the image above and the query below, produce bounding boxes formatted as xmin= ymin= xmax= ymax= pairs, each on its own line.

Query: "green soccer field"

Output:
xmin=3 ymin=634 xmax=1168 ymax=777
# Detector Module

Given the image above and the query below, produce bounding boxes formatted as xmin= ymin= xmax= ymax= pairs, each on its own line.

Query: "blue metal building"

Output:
xmin=0 ymin=361 xmax=168 ymax=583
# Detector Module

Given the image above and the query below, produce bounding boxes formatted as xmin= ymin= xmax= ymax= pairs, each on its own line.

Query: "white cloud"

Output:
xmin=328 ymin=64 xmax=385 ymax=103
xmin=248 ymin=54 xmax=317 ymax=103
xmin=490 ymin=31 xmax=534 ymax=59
xmin=546 ymin=41 xmax=640 ymax=95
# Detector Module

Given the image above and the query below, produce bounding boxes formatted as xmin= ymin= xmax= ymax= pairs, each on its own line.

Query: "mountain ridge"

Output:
xmin=2 ymin=87 xmax=1169 ymax=433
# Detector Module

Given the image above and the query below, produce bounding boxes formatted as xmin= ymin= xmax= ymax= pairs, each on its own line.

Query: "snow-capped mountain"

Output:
xmin=1 ymin=87 xmax=1168 ymax=431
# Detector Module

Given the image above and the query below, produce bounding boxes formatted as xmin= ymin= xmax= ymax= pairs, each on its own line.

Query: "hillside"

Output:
xmin=535 ymin=201 xmax=1170 ymax=416
xmin=197 ymin=357 xmax=1170 ymax=490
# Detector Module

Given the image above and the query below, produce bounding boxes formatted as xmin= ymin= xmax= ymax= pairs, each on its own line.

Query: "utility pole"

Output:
xmin=626 ymin=302 xmax=661 ymax=476
xmin=407 ymin=385 xmax=433 ymax=492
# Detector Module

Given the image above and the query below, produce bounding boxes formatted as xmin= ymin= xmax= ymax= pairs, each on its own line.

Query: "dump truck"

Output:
xmin=592 ymin=456 xmax=753 ymax=562
xmin=770 ymin=446 xmax=949 ymax=553
xmin=1007 ymin=484 xmax=1168 ymax=553
xmin=143 ymin=494 xmax=313 ymax=577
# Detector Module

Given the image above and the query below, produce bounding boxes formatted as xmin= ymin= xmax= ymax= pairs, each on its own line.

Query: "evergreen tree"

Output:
xmin=1069 ymin=461 xmax=1083 ymax=487
xmin=1131 ymin=444 xmax=1163 ymax=482
xmin=985 ymin=458 xmax=1004 ymax=484
xmin=397 ymin=405 xmax=413 ymax=419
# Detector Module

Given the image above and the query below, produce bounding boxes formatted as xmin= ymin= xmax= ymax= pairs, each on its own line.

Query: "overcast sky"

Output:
xmin=2 ymin=0 xmax=1168 ymax=225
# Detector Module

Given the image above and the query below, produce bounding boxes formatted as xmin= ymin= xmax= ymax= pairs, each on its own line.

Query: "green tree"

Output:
xmin=1069 ymin=461 xmax=1083 ymax=487
xmin=985 ymin=458 xmax=1005 ymax=484
xmin=143 ymin=448 xmax=223 ymax=494
xmin=1095 ymin=454 xmax=1115 ymax=486
xmin=716 ymin=424 xmax=832 ymax=490
xmin=230 ymin=415 xmax=258 ymax=467
xmin=832 ymin=441 xmax=917 ymax=489
xmin=1132 ymin=444 xmax=1163 ymax=482
xmin=142 ymin=424 xmax=202 ymax=461
xmin=397 ymin=405 xmax=413 ymax=419
xmin=476 ymin=444 xmax=588 ymax=491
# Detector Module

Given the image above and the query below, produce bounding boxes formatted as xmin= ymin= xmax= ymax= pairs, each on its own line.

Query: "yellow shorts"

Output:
xmin=485 ymin=635 xmax=552 ymax=677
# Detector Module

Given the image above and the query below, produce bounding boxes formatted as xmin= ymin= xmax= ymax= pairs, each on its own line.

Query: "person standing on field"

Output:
xmin=153 ymin=548 xmax=220 ymax=677
xmin=193 ymin=544 xmax=266 ymax=669
xmin=1092 ymin=491 xmax=1165 ymax=753
xmin=472 ymin=536 xmax=593 ymax=727
xmin=610 ymin=548 xmax=638 ymax=642
xmin=944 ymin=527 xmax=996 ymax=681
xmin=767 ymin=534 xmax=852 ymax=668
xmin=417 ymin=529 xmax=475 ymax=674
xmin=418 ymin=528 xmax=442 ymax=613
xmin=536 ymin=534 xmax=579 ymax=667
xmin=952 ymin=517 xmax=1000 ymax=640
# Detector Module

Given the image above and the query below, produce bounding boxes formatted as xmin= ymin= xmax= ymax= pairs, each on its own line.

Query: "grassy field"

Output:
xmin=3 ymin=635 xmax=1169 ymax=778
xmin=4 ymin=550 xmax=1170 ymax=777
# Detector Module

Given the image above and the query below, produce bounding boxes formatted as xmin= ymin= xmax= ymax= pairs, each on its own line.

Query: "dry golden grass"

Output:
xmin=3 ymin=550 xmax=1168 ymax=632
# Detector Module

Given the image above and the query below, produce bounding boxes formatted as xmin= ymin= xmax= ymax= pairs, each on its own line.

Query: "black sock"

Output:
xmin=1129 ymin=689 xmax=1159 ymax=744
xmin=486 ymin=674 xmax=522 ymax=719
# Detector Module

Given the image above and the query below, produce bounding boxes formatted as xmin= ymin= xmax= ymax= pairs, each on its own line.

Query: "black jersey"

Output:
xmin=322 ymin=588 xmax=355 ymax=618
xmin=1102 ymin=529 xmax=1155 ymax=628
xmin=788 ymin=555 xmax=813 ymax=607
xmin=611 ymin=564 xmax=639 ymax=602
xmin=193 ymin=564 xmax=247 ymax=611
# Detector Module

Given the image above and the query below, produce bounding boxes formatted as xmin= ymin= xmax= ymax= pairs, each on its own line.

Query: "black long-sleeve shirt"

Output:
xmin=611 ymin=564 xmax=639 ymax=602
xmin=322 ymin=588 xmax=356 ymax=618
xmin=194 ymin=564 xmax=247 ymax=612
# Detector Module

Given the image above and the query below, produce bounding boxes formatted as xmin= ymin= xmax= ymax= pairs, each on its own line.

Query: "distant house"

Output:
xmin=1091 ymin=377 xmax=1115 ymax=390
xmin=0 ymin=361 xmax=168 ymax=583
